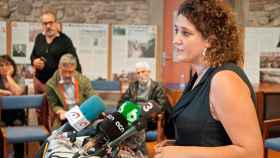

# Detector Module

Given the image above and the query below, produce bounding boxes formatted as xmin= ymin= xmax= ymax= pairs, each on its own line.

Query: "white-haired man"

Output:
xmin=118 ymin=61 xmax=170 ymax=157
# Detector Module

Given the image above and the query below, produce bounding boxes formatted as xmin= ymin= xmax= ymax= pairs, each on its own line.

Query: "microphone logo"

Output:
xmin=127 ymin=109 xmax=138 ymax=123
xmin=118 ymin=101 xmax=141 ymax=125
xmin=78 ymin=121 xmax=89 ymax=127
xmin=142 ymin=102 xmax=153 ymax=112
xmin=68 ymin=112 xmax=81 ymax=119
xmin=65 ymin=106 xmax=90 ymax=131
xmin=106 ymin=114 xmax=126 ymax=133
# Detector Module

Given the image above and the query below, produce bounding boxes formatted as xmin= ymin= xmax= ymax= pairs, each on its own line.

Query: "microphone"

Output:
xmin=108 ymin=121 xmax=144 ymax=148
xmin=59 ymin=124 xmax=98 ymax=142
xmin=73 ymin=111 xmax=130 ymax=158
xmin=118 ymin=100 xmax=162 ymax=123
xmin=90 ymin=125 xmax=141 ymax=157
xmin=118 ymin=101 xmax=141 ymax=125
xmin=97 ymin=112 xmax=129 ymax=141
xmin=94 ymin=101 xmax=161 ymax=154
xmin=48 ymin=96 xmax=106 ymax=140
xmin=138 ymin=100 xmax=162 ymax=119
xmin=74 ymin=100 xmax=161 ymax=157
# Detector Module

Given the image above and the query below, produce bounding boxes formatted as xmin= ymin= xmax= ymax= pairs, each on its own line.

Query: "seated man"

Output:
xmin=46 ymin=53 xmax=95 ymax=129
xmin=118 ymin=61 xmax=170 ymax=157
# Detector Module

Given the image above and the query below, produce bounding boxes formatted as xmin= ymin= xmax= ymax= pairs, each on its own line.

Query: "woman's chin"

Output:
xmin=174 ymin=56 xmax=186 ymax=63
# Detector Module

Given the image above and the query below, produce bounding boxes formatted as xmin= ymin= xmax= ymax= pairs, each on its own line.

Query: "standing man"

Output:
xmin=31 ymin=8 xmax=81 ymax=92
xmin=46 ymin=54 xmax=95 ymax=129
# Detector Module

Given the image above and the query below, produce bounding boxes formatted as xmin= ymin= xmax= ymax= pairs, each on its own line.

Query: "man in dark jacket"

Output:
xmin=118 ymin=61 xmax=170 ymax=157
xmin=30 ymin=8 xmax=81 ymax=92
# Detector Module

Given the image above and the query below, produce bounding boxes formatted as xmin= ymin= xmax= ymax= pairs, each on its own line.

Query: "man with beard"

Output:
xmin=46 ymin=54 xmax=95 ymax=129
xmin=31 ymin=8 xmax=81 ymax=93
xmin=117 ymin=62 xmax=169 ymax=157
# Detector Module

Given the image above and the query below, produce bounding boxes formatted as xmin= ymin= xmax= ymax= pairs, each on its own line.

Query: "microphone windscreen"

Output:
xmin=98 ymin=112 xmax=129 ymax=141
xmin=118 ymin=101 xmax=141 ymax=125
xmin=79 ymin=96 xmax=106 ymax=121
xmin=138 ymin=100 xmax=162 ymax=119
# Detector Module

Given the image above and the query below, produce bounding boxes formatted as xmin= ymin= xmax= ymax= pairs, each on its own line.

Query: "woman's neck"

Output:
xmin=192 ymin=64 xmax=208 ymax=76
xmin=190 ymin=64 xmax=209 ymax=90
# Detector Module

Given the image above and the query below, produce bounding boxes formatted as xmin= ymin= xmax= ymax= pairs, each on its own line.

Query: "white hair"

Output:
xmin=135 ymin=61 xmax=150 ymax=71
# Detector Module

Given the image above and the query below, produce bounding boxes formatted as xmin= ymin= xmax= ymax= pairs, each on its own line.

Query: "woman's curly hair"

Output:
xmin=178 ymin=0 xmax=242 ymax=67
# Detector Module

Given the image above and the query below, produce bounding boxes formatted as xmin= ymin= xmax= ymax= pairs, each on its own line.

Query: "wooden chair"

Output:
xmin=146 ymin=88 xmax=183 ymax=142
xmin=255 ymin=86 xmax=280 ymax=158
xmin=91 ymin=79 xmax=122 ymax=111
xmin=263 ymin=117 xmax=280 ymax=158
xmin=0 ymin=95 xmax=49 ymax=158
xmin=146 ymin=88 xmax=182 ymax=157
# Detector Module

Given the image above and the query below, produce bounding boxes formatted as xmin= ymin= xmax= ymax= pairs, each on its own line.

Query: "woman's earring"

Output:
xmin=202 ymin=48 xmax=207 ymax=56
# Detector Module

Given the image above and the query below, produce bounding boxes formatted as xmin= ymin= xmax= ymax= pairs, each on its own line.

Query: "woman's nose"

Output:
xmin=173 ymin=34 xmax=182 ymax=45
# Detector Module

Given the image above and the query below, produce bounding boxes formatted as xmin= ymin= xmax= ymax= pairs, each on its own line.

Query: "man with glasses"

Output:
xmin=30 ymin=8 xmax=81 ymax=93
xmin=46 ymin=54 xmax=95 ymax=129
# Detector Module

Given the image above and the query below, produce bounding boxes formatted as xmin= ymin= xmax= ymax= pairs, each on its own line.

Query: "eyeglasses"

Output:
xmin=42 ymin=21 xmax=55 ymax=26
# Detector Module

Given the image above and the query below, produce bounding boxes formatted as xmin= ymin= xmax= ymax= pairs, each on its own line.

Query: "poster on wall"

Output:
xmin=111 ymin=25 xmax=157 ymax=81
xmin=0 ymin=21 xmax=6 ymax=55
xmin=11 ymin=22 xmax=41 ymax=64
xmin=244 ymin=27 xmax=280 ymax=84
xmin=260 ymin=52 xmax=280 ymax=84
xmin=63 ymin=23 xmax=109 ymax=80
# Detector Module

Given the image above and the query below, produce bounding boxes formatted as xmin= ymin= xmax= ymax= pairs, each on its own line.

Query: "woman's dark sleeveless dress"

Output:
xmin=170 ymin=63 xmax=256 ymax=146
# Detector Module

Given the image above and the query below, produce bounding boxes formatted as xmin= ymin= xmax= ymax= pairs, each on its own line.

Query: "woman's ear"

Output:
xmin=206 ymin=35 xmax=217 ymax=48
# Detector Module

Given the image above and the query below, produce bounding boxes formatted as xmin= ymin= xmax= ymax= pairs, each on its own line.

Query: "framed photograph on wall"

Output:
xmin=244 ymin=27 xmax=280 ymax=84
xmin=0 ymin=21 xmax=6 ymax=55
xmin=111 ymin=25 xmax=158 ymax=81
xmin=10 ymin=22 xmax=41 ymax=64
xmin=63 ymin=23 xmax=109 ymax=80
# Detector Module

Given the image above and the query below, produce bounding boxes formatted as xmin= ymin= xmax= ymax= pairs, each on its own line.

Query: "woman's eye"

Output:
xmin=182 ymin=31 xmax=191 ymax=36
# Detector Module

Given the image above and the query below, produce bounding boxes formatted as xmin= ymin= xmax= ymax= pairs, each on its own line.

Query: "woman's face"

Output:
xmin=173 ymin=14 xmax=210 ymax=64
xmin=0 ymin=61 xmax=14 ymax=76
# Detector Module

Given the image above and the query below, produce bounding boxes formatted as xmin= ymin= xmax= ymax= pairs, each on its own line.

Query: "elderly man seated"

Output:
xmin=117 ymin=61 xmax=170 ymax=157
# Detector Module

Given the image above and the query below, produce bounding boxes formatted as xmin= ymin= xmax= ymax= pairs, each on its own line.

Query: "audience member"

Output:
xmin=118 ymin=61 xmax=170 ymax=157
xmin=46 ymin=54 xmax=95 ymax=129
xmin=0 ymin=55 xmax=25 ymax=158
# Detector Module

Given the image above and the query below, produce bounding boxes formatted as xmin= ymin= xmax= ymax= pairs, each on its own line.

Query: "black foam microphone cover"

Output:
xmin=138 ymin=100 xmax=162 ymax=119
xmin=98 ymin=112 xmax=129 ymax=141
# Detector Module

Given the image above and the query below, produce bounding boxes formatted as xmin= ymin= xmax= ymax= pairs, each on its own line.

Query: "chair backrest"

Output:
xmin=91 ymin=80 xmax=120 ymax=91
xmin=0 ymin=95 xmax=44 ymax=110
xmin=91 ymin=80 xmax=122 ymax=109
